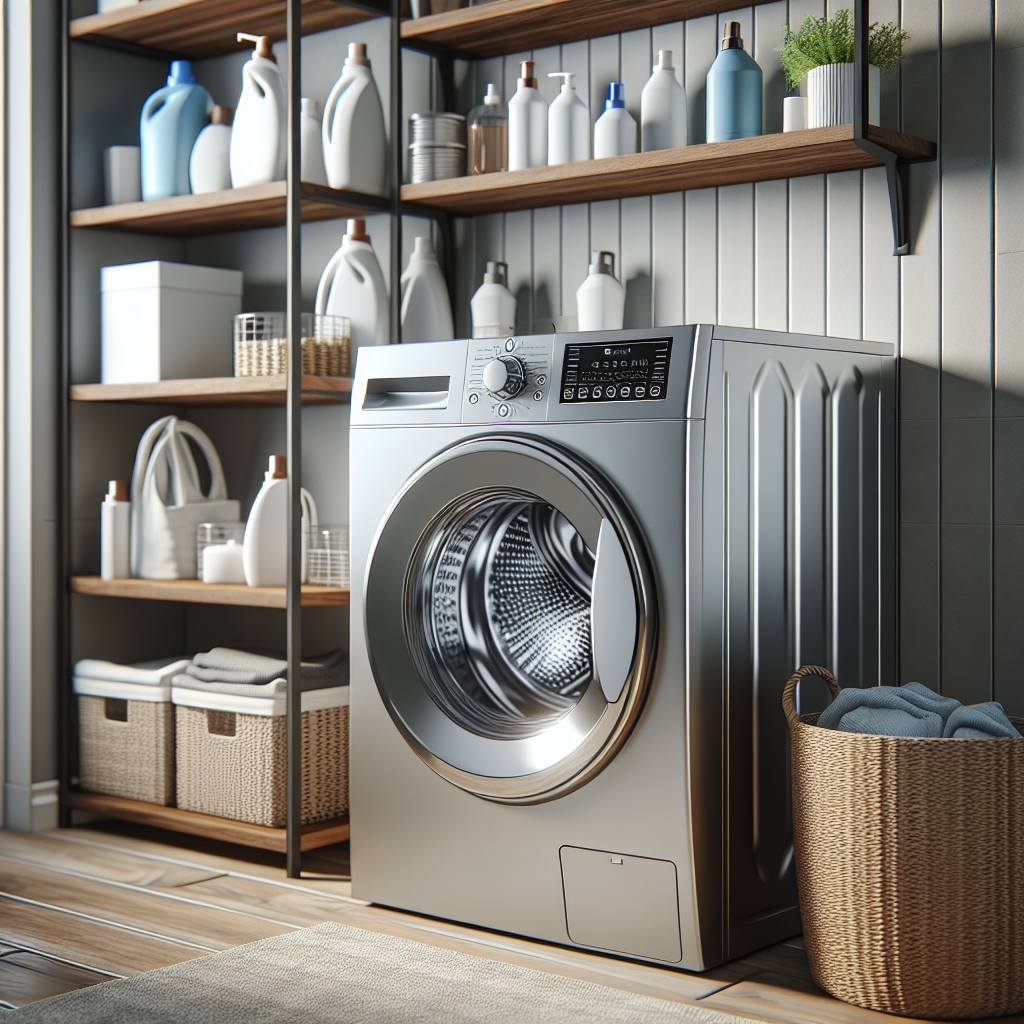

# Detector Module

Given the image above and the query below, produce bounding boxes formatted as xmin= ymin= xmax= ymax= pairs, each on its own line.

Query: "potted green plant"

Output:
xmin=777 ymin=10 xmax=907 ymax=129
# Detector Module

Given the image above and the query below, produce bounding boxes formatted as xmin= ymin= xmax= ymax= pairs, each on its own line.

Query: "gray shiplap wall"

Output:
xmin=434 ymin=0 xmax=1020 ymax=716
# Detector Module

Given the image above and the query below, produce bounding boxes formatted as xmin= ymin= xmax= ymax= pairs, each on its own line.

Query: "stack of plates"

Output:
xmin=409 ymin=112 xmax=466 ymax=183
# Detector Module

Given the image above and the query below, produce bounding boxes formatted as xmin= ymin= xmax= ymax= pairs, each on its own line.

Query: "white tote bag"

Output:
xmin=130 ymin=416 xmax=241 ymax=580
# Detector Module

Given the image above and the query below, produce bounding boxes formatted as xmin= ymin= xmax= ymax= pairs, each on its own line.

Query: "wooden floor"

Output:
xmin=0 ymin=824 xmax=1018 ymax=1022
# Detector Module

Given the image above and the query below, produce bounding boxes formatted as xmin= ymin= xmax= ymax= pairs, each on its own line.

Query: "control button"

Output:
xmin=537 ymin=375 xmax=547 ymax=386
xmin=468 ymin=392 xmax=479 ymax=405
xmin=650 ymin=385 xmax=662 ymax=397
xmin=534 ymin=390 xmax=544 ymax=402
xmin=636 ymin=385 xmax=646 ymax=397
xmin=505 ymin=338 xmax=516 ymax=352
xmin=497 ymin=403 xmax=511 ymax=418
xmin=578 ymin=387 xmax=589 ymax=398
xmin=620 ymin=385 xmax=631 ymax=398
xmin=606 ymin=385 xmax=616 ymax=398
xmin=593 ymin=387 xmax=602 ymax=398
xmin=482 ymin=356 xmax=526 ymax=398
xmin=563 ymin=388 xmax=574 ymax=400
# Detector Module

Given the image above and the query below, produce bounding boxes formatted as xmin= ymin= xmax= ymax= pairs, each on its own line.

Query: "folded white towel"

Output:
xmin=74 ymin=656 xmax=191 ymax=686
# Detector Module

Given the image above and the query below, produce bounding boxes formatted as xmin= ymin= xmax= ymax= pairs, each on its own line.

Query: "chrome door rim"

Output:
xmin=363 ymin=434 xmax=658 ymax=804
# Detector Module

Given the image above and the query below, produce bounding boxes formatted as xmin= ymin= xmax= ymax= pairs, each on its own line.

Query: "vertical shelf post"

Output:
xmin=390 ymin=0 xmax=402 ymax=344
xmin=285 ymin=0 xmax=303 ymax=877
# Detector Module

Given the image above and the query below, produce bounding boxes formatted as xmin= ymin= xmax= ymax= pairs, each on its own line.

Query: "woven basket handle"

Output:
xmin=783 ymin=665 xmax=841 ymax=727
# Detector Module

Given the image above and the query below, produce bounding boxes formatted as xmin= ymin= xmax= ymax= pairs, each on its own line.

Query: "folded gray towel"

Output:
xmin=816 ymin=681 xmax=1018 ymax=738
xmin=183 ymin=648 xmax=346 ymax=692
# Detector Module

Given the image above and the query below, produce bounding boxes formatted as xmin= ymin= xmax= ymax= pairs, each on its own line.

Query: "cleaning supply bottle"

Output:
xmin=576 ymin=251 xmax=625 ymax=331
xmin=300 ymin=98 xmax=328 ymax=186
xmin=641 ymin=50 xmax=687 ymax=151
xmin=229 ymin=33 xmax=286 ymax=188
xmin=401 ymin=237 xmax=454 ymax=344
xmin=322 ymin=43 xmax=387 ymax=196
xmin=508 ymin=61 xmax=547 ymax=170
xmin=471 ymin=261 xmax=516 ymax=339
xmin=242 ymin=456 xmax=318 ymax=588
xmin=467 ymin=84 xmax=508 ymax=175
xmin=140 ymin=60 xmax=212 ymax=200
xmin=593 ymin=83 xmax=637 ymax=159
xmin=100 ymin=480 xmax=131 ymax=581
xmin=189 ymin=105 xmax=232 ymax=194
xmin=547 ymin=72 xmax=590 ymax=165
xmin=706 ymin=21 xmax=762 ymax=142
xmin=315 ymin=219 xmax=389 ymax=352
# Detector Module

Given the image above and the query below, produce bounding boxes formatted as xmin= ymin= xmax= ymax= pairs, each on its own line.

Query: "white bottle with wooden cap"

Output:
xmin=229 ymin=33 xmax=286 ymax=188
xmin=508 ymin=61 xmax=547 ymax=170
xmin=101 ymin=480 xmax=131 ymax=581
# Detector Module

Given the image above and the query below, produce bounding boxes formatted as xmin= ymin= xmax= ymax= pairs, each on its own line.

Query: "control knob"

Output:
xmin=482 ymin=356 xmax=526 ymax=399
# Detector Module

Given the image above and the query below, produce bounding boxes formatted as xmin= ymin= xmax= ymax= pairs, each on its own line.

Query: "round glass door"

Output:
xmin=364 ymin=435 xmax=657 ymax=803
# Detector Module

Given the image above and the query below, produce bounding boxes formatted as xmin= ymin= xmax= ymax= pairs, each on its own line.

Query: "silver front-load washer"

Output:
xmin=350 ymin=325 xmax=894 ymax=970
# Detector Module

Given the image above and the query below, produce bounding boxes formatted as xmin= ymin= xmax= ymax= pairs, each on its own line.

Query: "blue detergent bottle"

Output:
xmin=705 ymin=21 xmax=762 ymax=142
xmin=140 ymin=60 xmax=212 ymax=200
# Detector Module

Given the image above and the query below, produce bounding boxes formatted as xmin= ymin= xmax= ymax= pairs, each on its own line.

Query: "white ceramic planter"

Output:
xmin=807 ymin=63 xmax=880 ymax=128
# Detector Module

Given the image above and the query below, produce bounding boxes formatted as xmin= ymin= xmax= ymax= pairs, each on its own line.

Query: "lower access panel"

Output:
xmin=560 ymin=846 xmax=682 ymax=963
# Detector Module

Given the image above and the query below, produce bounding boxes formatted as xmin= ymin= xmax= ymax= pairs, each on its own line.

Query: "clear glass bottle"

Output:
xmin=467 ymin=83 xmax=508 ymax=175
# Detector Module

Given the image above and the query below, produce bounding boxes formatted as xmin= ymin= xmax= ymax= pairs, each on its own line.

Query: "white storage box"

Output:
xmin=101 ymin=261 xmax=243 ymax=383
xmin=172 ymin=684 xmax=349 ymax=828
xmin=74 ymin=657 xmax=189 ymax=805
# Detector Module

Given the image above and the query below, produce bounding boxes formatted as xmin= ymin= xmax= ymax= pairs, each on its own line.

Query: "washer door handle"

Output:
xmin=591 ymin=519 xmax=638 ymax=704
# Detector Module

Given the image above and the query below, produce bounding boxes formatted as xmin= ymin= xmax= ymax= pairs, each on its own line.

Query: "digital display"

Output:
xmin=559 ymin=339 xmax=672 ymax=404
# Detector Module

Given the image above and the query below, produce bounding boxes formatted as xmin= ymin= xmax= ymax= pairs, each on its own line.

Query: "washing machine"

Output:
xmin=349 ymin=324 xmax=894 ymax=970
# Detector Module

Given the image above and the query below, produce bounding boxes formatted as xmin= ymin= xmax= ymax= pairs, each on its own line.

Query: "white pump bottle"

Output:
xmin=229 ymin=33 xmax=286 ymax=188
xmin=641 ymin=50 xmax=687 ymax=151
xmin=508 ymin=61 xmax=547 ymax=170
xmin=547 ymin=72 xmax=590 ymax=165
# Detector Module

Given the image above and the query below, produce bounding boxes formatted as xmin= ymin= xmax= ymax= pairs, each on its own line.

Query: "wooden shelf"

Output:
xmin=70 ymin=576 xmax=349 ymax=609
xmin=401 ymin=0 xmax=775 ymax=57
xmin=70 ymin=181 xmax=389 ymax=236
xmin=70 ymin=0 xmax=384 ymax=60
xmin=67 ymin=791 xmax=349 ymax=853
xmin=401 ymin=125 xmax=936 ymax=216
xmin=70 ymin=374 xmax=352 ymax=407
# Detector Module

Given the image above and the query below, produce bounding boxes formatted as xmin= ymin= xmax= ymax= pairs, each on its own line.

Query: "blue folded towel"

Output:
xmin=816 ymin=682 xmax=1018 ymax=738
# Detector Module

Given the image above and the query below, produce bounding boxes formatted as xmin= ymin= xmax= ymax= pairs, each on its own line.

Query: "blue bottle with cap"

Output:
xmin=706 ymin=20 xmax=762 ymax=142
xmin=140 ymin=60 xmax=212 ymax=200
xmin=593 ymin=83 xmax=637 ymax=159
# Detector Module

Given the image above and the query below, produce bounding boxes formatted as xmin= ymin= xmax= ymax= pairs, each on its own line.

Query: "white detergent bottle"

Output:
xmin=189 ymin=105 xmax=233 ymax=194
xmin=229 ymin=33 xmax=286 ymax=188
xmin=471 ymin=261 xmax=516 ymax=339
xmin=315 ymin=218 xmax=389 ymax=352
xmin=243 ymin=456 xmax=318 ymax=588
xmin=100 ymin=480 xmax=131 ymax=581
xmin=641 ymin=50 xmax=687 ymax=152
xmin=547 ymin=72 xmax=590 ymax=164
xmin=576 ymin=251 xmax=625 ymax=331
xmin=300 ymin=98 xmax=328 ymax=186
xmin=508 ymin=61 xmax=547 ymax=170
xmin=594 ymin=83 xmax=637 ymax=159
xmin=401 ymin=236 xmax=454 ymax=344
xmin=322 ymin=43 xmax=387 ymax=195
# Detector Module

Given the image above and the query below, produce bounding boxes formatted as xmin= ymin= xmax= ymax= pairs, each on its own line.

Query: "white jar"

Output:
xmin=806 ymin=62 xmax=880 ymax=128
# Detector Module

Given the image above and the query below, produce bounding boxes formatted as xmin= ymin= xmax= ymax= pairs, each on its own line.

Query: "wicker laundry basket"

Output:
xmin=784 ymin=665 xmax=1024 ymax=1020
xmin=174 ymin=686 xmax=349 ymax=828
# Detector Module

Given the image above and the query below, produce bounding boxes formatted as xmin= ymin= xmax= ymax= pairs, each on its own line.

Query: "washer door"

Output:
xmin=364 ymin=434 xmax=657 ymax=804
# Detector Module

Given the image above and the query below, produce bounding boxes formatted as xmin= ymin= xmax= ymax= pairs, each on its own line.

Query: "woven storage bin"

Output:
xmin=785 ymin=665 xmax=1024 ymax=1020
xmin=174 ymin=689 xmax=348 ymax=828
xmin=77 ymin=694 xmax=175 ymax=805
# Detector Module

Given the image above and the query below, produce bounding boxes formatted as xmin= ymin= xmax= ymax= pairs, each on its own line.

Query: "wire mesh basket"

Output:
xmin=233 ymin=312 xmax=351 ymax=378
xmin=306 ymin=525 xmax=350 ymax=588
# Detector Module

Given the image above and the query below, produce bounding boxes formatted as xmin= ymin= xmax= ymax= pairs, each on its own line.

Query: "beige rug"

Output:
xmin=0 ymin=922 xmax=764 ymax=1023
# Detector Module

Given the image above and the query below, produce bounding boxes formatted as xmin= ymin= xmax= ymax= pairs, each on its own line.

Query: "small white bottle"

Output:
xmin=230 ymin=33 xmax=286 ymax=188
xmin=401 ymin=236 xmax=454 ymax=344
xmin=189 ymin=105 xmax=233 ymax=194
xmin=471 ymin=261 xmax=516 ymax=339
xmin=641 ymin=50 xmax=687 ymax=152
xmin=300 ymin=98 xmax=328 ymax=185
xmin=594 ymin=83 xmax=637 ymax=159
xmin=101 ymin=480 xmax=131 ymax=581
xmin=547 ymin=72 xmax=590 ymax=165
xmin=508 ymin=61 xmax=547 ymax=170
xmin=576 ymin=251 xmax=625 ymax=331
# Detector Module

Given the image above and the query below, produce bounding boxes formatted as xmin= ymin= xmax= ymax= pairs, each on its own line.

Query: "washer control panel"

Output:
xmin=463 ymin=336 xmax=552 ymax=422
xmin=559 ymin=338 xmax=672 ymax=404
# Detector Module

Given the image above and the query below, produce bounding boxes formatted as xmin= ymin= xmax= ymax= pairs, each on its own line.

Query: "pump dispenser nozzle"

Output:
xmin=721 ymin=20 xmax=744 ymax=50
xmin=605 ymin=82 xmax=626 ymax=109
xmin=483 ymin=83 xmax=501 ymax=105
xmin=237 ymin=32 xmax=276 ymax=61
xmin=483 ymin=261 xmax=509 ymax=286
xmin=518 ymin=61 xmax=538 ymax=89
xmin=548 ymin=71 xmax=576 ymax=91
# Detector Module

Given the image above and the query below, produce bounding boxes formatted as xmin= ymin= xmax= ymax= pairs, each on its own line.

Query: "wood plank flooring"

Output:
xmin=0 ymin=824 xmax=1018 ymax=1022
